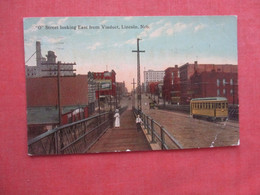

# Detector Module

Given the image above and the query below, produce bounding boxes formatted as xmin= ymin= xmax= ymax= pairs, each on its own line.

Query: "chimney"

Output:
xmin=36 ymin=41 xmax=42 ymax=66
xmin=194 ymin=61 xmax=198 ymax=71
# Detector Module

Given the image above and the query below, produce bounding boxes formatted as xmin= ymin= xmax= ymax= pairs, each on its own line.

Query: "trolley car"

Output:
xmin=190 ymin=97 xmax=228 ymax=121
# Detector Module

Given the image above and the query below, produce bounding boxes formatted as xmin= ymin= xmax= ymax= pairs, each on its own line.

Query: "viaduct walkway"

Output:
xmin=88 ymin=109 xmax=151 ymax=153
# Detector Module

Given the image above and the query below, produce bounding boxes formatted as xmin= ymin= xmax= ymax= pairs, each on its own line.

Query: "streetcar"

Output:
xmin=190 ymin=97 xmax=228 ymax=121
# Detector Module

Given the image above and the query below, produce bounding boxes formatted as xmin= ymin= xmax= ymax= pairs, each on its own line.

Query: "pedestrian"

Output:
xmin=136 ymin=115 xmax=142 ymax=132
xmin=114 ymin=109 xmax=120 ymax=128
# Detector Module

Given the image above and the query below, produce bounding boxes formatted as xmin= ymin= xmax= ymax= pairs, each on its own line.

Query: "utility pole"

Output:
xmin=115 ymin=83 xmax=118 ymax=109
xmin=132 ymin=38 xmax=145 ymax=112
xmin=131 ymin=78 xmax=136 ymax=109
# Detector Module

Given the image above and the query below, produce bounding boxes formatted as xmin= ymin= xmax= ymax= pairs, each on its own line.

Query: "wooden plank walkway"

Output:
xmin=88 ymin=109 xmax=151 ymax=153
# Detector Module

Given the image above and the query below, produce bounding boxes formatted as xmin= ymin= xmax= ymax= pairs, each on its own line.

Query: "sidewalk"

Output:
xmin=88 ymin=109 xmax=151 ymax=153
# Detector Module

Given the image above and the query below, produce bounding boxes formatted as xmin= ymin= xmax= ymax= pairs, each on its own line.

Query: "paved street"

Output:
xmin=141 ymin=95 xmax=239 ymax=149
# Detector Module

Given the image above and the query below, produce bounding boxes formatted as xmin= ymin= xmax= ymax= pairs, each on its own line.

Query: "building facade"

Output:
xmin=190 ymin=70 xmax=238 ymax=105
xmin=162 ymin=65 xmax=181 ymax=103
xmin=179 ymin=61 xmax=238 ymax=104
xmin=144 ymin=69 xmax=165 ymax=92
xmin=25 ymin=41 xmax=74 ymax=78
xmin=93 ymin=70 xmax=116 ymax=98
xmin=26 ymin=75 xmax=89 ymax=138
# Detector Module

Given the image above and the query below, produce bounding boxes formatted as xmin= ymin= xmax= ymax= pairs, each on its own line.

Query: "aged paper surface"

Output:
xmin=24 ymin=16 xmax=239 ymax=155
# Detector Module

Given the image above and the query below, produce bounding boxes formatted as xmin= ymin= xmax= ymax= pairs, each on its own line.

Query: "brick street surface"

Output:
xmin=141 ymin=95 xmax=239 ymax=149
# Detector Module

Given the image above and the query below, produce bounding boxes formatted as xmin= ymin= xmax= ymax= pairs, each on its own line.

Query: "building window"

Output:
xmin=178 ymin=71 xmax=180 ymax=78
xmin=223 ymin=78 xmax=226 ymax=86
xmin=230 ymin=79 xmax=233 ymax=85
xmin=230 ymin=89 xmax=233 ymax=95
xmin=217 ymin=89 xmax=220 ymax=96
xmin=223 ymin=89 xmax=226 ymax=95
xmin=217 ymin=79 xmax=220 ymax=87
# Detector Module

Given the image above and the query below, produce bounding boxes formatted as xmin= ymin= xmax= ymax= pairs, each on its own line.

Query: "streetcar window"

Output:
xmin=226 ymin=103 xmax=228 ymax=108
xmin=222 ymin=103 xmax=225 ymax=109
xmin=218 ymin=103 xmax=221 ymax=109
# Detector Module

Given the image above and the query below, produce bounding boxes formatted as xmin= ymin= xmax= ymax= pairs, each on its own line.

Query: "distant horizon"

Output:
xmin=24 ymin=16 xmax=237 ymax=91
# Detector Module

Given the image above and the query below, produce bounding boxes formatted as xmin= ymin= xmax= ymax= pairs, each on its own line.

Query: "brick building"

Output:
xmin=26 ymin=75 xmax=89 ymax=138
xmin=190 ymin=70 xmax=238 ymax=104
xmin=93 ymin=70 xmax=116 ymax=98
xmin=162 ymin=65 xmax=181 ymax=103
xmin=144 ymin=69 xmax=165 ymax=92
xmin=179 ymin=61 xmax=238 ymax=104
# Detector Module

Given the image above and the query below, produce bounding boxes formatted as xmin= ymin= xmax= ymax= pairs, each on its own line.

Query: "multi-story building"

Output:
xmin=25 ymin=41 xmax=74 ymax=78
xmin=116 ymin=82 xmax=127 ymax=97
xmin=93 ymin=70 xmax=116 ymax=98
xmin=179 ymin=61 xmax=238 ymax=104
xmin=26 ymin=75 xmax=89 ymax=138
xmin=162 ymin=65 xmax=181 ymax=103
xmin=190 ymin=69 xmax=238 ymax=105
xmin=144 ymin=69 xmax=165 ymax=92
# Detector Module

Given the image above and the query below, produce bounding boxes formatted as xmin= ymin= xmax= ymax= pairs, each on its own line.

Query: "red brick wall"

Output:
xmin=26 ymin=75 xmax=88 ymax=107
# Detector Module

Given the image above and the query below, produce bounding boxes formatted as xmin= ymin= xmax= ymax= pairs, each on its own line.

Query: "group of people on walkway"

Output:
xmin=113 ymin=109 xmax=143 ymax=132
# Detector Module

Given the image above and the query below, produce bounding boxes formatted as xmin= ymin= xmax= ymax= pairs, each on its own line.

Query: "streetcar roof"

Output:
xmin=190 ymin=97 xmax=227 ymax=101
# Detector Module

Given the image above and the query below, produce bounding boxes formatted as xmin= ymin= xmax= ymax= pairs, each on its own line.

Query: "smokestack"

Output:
xmin=36 ymin=41 xmax=42 ymax=66
xmin=194 ymin=61 xmax=198 ymax=71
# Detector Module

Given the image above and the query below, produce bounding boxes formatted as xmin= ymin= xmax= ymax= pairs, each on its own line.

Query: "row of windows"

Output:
xmin=217 ymin=79 xmax=233 ymax=87
xmin=171 ymin=71 xmax=180 ymax=79
xmin=217 ymin=89 xmax=233 ymax=96
xmin=192 ymin=102 xmax=228 ymax=110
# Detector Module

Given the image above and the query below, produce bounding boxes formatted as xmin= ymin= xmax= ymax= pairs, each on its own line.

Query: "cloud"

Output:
xmin=173 ymin=22 xmax=189 ymax=32
xmin=124 ymin=17 xmax=133 ymax=21
xmin=25 ymin=35 xmax=64 ymax=47
xmin=150 ymin=26 xmax=164 ymax=38
xmin=125 ymin=38 xmax=136 ymax=45
xmin=57 ymin=17 xmax=69 ymax=25
xmin=194 ymin=24 xmax=206 ymax=32
xmin=87 ymin=42 xmax=102 ymax=50
xmin=100 ymin=20 xmax=107 ymax=25
xmin=41 ymin=36 xmax=66 ymax=44
xmin=24 ymin=36 xmax=37 ymax=47
xmin=24 ymin=17 xmax=69 ymax=34
xmin=138 ymin=21 xmax=191 ymax=40
xmin=24 ymin=17 xmax=46 ymax=33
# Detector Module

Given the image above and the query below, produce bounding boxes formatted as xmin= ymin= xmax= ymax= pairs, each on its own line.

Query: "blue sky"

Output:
xmin=24 ymin=16 xmax=237 ymax=90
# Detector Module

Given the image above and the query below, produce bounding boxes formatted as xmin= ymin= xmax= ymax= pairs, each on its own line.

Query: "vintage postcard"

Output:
xmin=24 ymin=16 xmax=239 ymax=155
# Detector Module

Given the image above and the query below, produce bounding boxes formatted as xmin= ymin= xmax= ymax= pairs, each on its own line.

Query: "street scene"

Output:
xmin=24 ymin=16 xmax=239 ymax=155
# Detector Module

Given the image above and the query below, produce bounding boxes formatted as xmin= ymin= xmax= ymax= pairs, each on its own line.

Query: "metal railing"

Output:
xmin=28 ymin=106 xmax=128 ymax=155
xmin=133 ymin=108 xmax=183 ymax=150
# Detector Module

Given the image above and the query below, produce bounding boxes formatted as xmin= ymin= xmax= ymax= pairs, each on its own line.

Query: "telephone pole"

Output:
xmin=132 ymin=38 xmax=145 ymax=112
xmin=131 ymin=78 xmax=136 ymax=109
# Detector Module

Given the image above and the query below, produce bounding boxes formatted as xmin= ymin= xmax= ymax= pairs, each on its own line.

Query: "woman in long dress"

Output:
xmin=114 ymin=109 xmax=120 ymax=128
